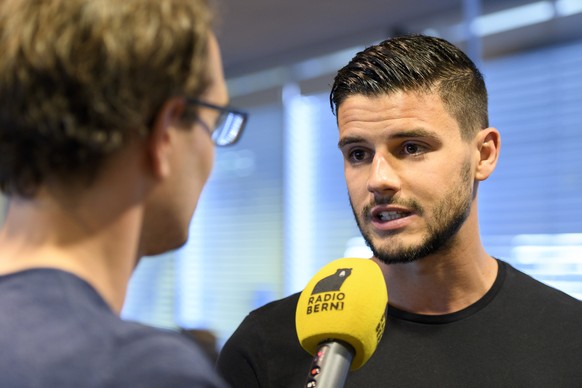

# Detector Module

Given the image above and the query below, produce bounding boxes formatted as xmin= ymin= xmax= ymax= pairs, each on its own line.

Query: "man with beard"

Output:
xmin=217 ymin=35 xmax=582 ymax=387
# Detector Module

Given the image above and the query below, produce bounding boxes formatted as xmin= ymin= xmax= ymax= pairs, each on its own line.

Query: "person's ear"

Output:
xmin=146 ymin=97 xmax=185 ymax=179
xmin=475 ymin=127 xmax=500 ymax=181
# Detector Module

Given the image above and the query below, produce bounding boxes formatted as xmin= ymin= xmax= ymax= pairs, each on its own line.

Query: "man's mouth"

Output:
xmin=375 ymin=210 xmax=411 ymax=222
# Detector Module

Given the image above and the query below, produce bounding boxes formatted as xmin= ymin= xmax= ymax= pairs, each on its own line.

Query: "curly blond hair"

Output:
xmin=0 ymin=0 xmax=213 ymax=196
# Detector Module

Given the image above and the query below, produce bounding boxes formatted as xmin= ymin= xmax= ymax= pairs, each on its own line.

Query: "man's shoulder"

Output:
xmin=220 ymin=291 xmax=302 ymax=355
xmin=217 ymin=292 xmax=309 ymax=388
xmin=497 ymin=260 xmax=582 ymax=334
xmin=229 ymin=292 xmax=301 ymax=339
xmin=502 ymin=260 xmax=582 ymax=309
xmin=249 ymin=292 xmax=301 ymax=320
xmin=0 ymin=270 xmax=226 ymax=387
xmin=111 ymin=324 xmax=225 ymax=386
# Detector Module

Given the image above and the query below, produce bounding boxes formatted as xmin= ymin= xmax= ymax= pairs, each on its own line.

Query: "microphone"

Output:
xmin=295 ymin=258 xmax=388 ymax=388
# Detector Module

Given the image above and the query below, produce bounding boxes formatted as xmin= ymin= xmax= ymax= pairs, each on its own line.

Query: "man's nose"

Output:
xmin=367 ymin=154 xmax=401 ymax=196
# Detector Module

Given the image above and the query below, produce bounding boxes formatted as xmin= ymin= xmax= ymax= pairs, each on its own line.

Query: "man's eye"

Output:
xmin=349 ymin=149 xmax=368 ymax=162
xmin=403 ymin=143 xmax=424 ymax=155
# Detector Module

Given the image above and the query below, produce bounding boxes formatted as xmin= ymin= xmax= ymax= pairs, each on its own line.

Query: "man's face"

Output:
xmin=337 ymin=91 xmax=477 ymax=265
xmin=143 ymin=33 xmax=228 ymax=256
xmin=180 ymin=32 xmax=229 ymax=207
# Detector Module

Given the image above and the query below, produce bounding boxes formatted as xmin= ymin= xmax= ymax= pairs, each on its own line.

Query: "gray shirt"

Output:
xmin=0 ymin=268 xmax=226 ymax=388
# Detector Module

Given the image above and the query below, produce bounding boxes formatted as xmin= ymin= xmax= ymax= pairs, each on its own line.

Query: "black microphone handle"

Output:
xmin=304 ymin=340 xmax=355 ymax=388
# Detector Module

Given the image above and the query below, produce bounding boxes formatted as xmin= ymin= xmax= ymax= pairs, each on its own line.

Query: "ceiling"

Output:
xmin=214 ymin=0 xmax=582 ymax=79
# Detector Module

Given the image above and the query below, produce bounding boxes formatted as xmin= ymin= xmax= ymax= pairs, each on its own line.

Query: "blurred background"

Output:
xmin=2 ymin=0 xmax=582 ymax=351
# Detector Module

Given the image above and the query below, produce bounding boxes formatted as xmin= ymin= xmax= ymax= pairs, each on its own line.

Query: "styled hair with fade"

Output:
xmin=0 ymin=0 xmax=213 ymax=197
xmin=330 ymin=35 xmax=489 ymax=140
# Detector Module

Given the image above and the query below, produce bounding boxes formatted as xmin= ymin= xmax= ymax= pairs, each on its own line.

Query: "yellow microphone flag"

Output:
xmin=295 ymin=258 xmax=388 ymax=370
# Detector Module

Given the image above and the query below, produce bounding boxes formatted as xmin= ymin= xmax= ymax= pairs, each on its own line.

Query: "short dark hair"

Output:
xmin=330 ymin=35 xmax=488 ymax=140
xmin=0 ymin=0 xmax=213 ymax=197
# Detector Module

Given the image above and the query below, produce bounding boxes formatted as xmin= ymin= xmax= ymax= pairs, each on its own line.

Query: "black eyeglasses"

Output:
xmin=185 ymin=98 xmax=248 ymax=146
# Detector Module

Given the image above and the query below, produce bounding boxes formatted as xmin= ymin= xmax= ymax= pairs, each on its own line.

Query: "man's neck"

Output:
xmin=373 ymin=247 xmax=498 ymax=316
xmin=0 ymin=188 xmax=144 ymax=313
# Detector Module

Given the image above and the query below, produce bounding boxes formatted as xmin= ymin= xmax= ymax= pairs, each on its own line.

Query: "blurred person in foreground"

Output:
xmin=217 ymin=35 xmax=582 ymax=387
xmin=0 ymin=0 xmax=247 ymax=386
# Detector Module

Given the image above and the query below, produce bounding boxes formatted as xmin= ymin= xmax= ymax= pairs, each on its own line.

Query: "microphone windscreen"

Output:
xmin=295 ymin=258 xmax=388 ymax=370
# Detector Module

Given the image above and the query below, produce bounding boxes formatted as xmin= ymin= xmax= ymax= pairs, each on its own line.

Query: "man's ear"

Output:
xmin=475 ymin=127 xmax=500 ymax=181
xmin=146 ymin=97 xmax=185 ymax=179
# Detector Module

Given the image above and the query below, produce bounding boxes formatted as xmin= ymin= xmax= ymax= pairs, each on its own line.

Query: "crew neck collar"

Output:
xmin=387 ymin=259 xmax=506 ymax=324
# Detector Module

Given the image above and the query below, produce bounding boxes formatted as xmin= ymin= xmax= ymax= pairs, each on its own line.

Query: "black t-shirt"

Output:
xmin=217 ymin=260 xmax=582 ymax=387
xmin=0 ymin=269 xmax=227 ymax=388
